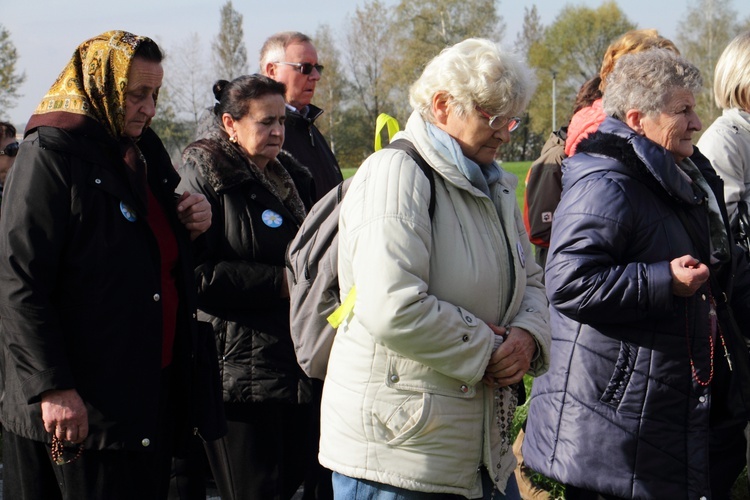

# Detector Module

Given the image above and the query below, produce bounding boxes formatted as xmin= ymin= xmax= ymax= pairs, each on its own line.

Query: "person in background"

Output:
xmin=524 ymin=30 xmax=678 ymax=273
xmin=523 ymin=76 xmax=601 ymax=270
xmin=696 ymin=30 xmax=750 ymax=492
xmin=260 ymin=30 xmax=342 ymax=500
xmin=0 ymin=30 xmax=224 ymax=500
xmin=261 ymin=31 xmax=342 ymax=202
xmin=0 ymin=121 xmax=18 ymax=213
xmin=179 ymin=74 xmax=314 ymax=500
xmin=319 ymin=38 xmax=551 ymax=499
xmin=698 ymin=31 xmax=750 ymax=231
xmin=565 ymin=29 xmax=679 ymax=158
xmin=523 ymin=48 xmax=750 ymax=499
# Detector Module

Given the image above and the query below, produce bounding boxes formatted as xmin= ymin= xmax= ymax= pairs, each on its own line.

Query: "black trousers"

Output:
xmin=205 ymin=400 xmax=312 ymax=500
xmin=302 ymin=378 xmax=334 ymax=500
xmin=3 ymin=367 xmax=175 ymax=500
xmin=3 ymin=429 xmax=172 ymax=500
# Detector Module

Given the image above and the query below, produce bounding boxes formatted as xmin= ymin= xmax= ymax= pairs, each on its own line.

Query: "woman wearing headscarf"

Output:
xmin=178 ymin=74 xmax=314 ymax=500
xmin=0 ymin=30 xmax=223 ymax=500
xmin=318 ymin=38 xmax=551 ymax=499
xmin=523 ymin=49 xmax=750 ymax=499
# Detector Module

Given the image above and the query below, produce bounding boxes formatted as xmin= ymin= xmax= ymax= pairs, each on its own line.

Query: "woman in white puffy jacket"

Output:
xmin=318 ymin=38 xmax=551 ymax=500
xmin=698 ymin=31 xmax=750 ymax=230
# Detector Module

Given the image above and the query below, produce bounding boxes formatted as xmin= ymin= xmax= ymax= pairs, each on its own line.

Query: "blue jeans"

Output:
xmin=332 ymin=469 xmax=520 ymax=500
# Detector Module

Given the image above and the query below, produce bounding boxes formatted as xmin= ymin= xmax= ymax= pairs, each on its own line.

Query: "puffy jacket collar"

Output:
xmin=570 ymin=116 xmax=699 ymax=205
xmin=398 ymin=111 xmax=518 ymax=199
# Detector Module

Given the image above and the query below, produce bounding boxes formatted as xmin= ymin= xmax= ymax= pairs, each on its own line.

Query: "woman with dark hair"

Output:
xmin=0 ymin=31 xmax=222 ymax=500
xmin=179 ymin=74 xmax=314 ymax=500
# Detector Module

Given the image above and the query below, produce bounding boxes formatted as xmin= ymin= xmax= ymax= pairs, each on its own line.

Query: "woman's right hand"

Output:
xmin=670 ymin=254 xmax=709 ymax=297
xmin=41 ymin=389 xmax=89 ymax=444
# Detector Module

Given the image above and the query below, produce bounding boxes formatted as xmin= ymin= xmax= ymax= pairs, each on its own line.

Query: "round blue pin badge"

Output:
xmin=262 ymin=209 xmax=283 ymax=228
xmin=120 ymin=201 xmax=137 ymax=222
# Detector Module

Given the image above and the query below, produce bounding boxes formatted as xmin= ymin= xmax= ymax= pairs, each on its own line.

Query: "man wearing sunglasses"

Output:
xmin=261 ymin=31 xmax=342 ymax=203
xmin=0 ymin=121 xmax=18 ymax=214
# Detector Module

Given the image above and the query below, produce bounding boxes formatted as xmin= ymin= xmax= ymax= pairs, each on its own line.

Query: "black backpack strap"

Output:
xmin=385 ymin=139 xmax=436 ymax=220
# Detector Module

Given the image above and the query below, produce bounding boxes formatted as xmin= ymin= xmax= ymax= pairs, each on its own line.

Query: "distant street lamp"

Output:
xmin=551 ymin=70 xmax=557 ymax=132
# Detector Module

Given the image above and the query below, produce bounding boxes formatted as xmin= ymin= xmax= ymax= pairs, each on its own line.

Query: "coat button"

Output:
xmin=162 ymin=178 xmax=168 ymax=184
xmin=94 ymin=178 xmax=102 ymax=184
xmin=460 ymin=385 xmax=469 ymax=393
xmin=699 ymin=396 xmax=706 ymax=403
xmin=153 ymin=293 xmax=161 ymax=301
xmin=390 ymin=375 xmax=399 ymax=383
xmin=141 ymin=438 xmax=151 ymax=447
xmin=462 ymin=335 xmax=470 ymax=342
xmin=464 ymin=315 xmax=474 ymax=324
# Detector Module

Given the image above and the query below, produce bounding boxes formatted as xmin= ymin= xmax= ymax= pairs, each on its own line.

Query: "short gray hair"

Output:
xmin=603 ymin=49 xmax=703 ymax=120
xmin=409 ymin=38 xmax=537 ymax=122
xmin=260 ymin=31 xmax=313 ymax=75
xmin=713 ymin=31 xmax=750 ymax=110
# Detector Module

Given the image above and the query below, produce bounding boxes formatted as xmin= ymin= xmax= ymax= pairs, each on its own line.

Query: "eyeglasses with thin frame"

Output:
xmin=0 ymin=141 xmax=19 ymax=157
xmin=475 ymin=107 xmax=522 ymax=132
xmin=276 ymin=61 xmax=324 ymax=76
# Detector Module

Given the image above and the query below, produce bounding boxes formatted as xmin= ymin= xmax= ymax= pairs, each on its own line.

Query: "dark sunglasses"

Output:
xmin=0 ymin=141 xmax=19 ymax=157
xmin=276 ymin=61 xmax=324 ymax=75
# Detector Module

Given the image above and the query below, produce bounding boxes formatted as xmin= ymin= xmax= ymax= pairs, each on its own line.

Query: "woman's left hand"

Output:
xmin=483 ymin=325 xmax=537 ymax=387
xmin=177 ymin=191 xmax=212 ymax=240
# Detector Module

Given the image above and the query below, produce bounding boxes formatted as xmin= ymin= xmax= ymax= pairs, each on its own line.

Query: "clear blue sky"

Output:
xmin=4 ymin=0 xmax=749 ymax=128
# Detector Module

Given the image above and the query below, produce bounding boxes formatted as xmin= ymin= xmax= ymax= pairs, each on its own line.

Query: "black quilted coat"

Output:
xmin=179 ymin=127 xmax=314 ymax=405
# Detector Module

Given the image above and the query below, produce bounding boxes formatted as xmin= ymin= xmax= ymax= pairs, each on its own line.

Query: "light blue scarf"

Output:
xmin=426 ymin=122 xmax=501 ymax=197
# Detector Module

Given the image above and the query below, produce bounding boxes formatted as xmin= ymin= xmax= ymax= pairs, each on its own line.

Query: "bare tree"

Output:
xmin=313 ymin=24 xmax=350 ymax=155
xmin=212 ymin=1 xmax=248 ymax=80
xmin=344 ymin=0 xmax=398 ymax=124
xmin=677 ymin=0 xmax=747 ymax=129
xmin=511 ymin=5 xmax=547 ymax=161
xmin=0 ymin=25 xmax=26 ymax=120
xmin=164 ymin=33 xmax=213 ymax=128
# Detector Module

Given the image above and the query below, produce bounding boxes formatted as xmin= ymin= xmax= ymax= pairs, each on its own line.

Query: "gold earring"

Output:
xmin=229 ymin=135 xmax=238 ymax=144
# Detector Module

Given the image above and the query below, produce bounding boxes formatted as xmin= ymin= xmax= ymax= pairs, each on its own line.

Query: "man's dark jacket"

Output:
xmin=283 ymin=104 xmax=342 ymax=202
xmin=0 ymin=124 xmax=225 ymax=452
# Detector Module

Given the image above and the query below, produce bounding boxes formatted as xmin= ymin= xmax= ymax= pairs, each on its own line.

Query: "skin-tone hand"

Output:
xmin=40 ymin=389 xmax=89 ymax=444
xmin=670 ymin=254 xmax=709 ymax=297
xmin=176 ymin=191 xmax=211 ymax=240
xmin=483 ymin=323 xmax=537 ymax=387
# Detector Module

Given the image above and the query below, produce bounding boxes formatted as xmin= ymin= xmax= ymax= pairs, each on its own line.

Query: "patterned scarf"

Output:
xmin=27 ymin=30 xmax=155 ymax=141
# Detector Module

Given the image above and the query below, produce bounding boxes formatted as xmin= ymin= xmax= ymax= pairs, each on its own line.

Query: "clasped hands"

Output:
xmin=482 ymin=323 xmax=536 ymax=388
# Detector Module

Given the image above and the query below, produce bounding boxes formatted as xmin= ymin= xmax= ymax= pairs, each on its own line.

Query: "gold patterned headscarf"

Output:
xmin=32 ymin=30 xmax=155 ymax=139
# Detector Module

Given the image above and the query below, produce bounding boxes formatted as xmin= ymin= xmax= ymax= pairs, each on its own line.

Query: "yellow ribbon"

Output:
xmin=374 ymin=113 xmax=400 ymax=151
xmin=327 ymin=286 xmax=357 ymax=328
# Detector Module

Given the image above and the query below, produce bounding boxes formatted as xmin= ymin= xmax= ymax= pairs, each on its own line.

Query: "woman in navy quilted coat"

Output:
xmin=523 ymin=49 xmax=750 ymax=499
